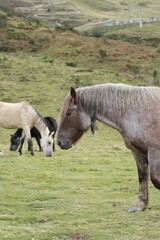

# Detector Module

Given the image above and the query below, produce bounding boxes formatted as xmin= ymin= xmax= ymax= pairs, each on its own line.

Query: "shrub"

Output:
xmin=153 ymin=70 xmax=158 ymax=83
xmin=8 ymin=31 xmax=27 ymax=40
xmin=99 ymin=48 xmax=107 ymax=58
xmin=29 ymin=39 xmax=36 ymax=45
xmin=39 ymin=36 xmax=50 ymax=44
xmin=55 ymin=23 xmax=79 ymax=34
xmin=0 ymin=15 xmax=7 ymax=28
xmin=66 ymin=61 xmax=77 ymax=67
xmin=90 ymin=27 xmax=103 ymax=38
xmin=129 ymin=65 xmax=139 ymax=74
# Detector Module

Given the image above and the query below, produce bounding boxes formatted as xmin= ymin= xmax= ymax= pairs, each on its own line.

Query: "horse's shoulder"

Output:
xmin=19 ymin=101 xmax=33 ymax=109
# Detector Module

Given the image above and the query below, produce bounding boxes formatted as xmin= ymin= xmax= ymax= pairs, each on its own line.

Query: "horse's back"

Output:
xmin=0 ymin=101 xmax=35 ymax=129
xmin=0 ymin=101 xmax=30 ymax=110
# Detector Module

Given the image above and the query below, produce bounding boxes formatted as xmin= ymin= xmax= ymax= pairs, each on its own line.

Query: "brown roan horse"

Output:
xmin=57 ymin=83 xmax=160 ymax=212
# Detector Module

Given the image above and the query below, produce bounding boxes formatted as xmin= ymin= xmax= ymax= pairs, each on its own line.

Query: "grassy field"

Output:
xmin=1 ymin=14 xmax=160 ymax=240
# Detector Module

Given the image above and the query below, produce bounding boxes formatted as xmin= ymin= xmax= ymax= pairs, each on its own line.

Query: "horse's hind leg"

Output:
xmin=129 ymin=152 xmax=149 ymax=212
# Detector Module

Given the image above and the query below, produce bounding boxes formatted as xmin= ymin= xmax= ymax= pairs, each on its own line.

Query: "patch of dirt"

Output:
xmin=71 ymin=234 xmax=89 ymax=240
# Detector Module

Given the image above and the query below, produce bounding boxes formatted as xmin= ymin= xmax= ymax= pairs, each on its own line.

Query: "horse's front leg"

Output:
xmin=35 ymin=136 xmax=42 ymax=152
xmin=18 ymin=136 xmax=25 ymax=155
xmin=28 ymin=139 xmax=34 ymax=156
xmin=129 ymin=152 xmax=149 ymax=212
xmin=24 ymin=128 xmax=34 ymax=156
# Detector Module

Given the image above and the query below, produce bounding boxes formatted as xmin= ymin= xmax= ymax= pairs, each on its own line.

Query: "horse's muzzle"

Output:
xmin=57 ymin=139 xmax=72 ymax=150
xmin=45 ymin=152 xmax=52 ymax=157
xmin=10 ymin=145 xmax=18 ymax=151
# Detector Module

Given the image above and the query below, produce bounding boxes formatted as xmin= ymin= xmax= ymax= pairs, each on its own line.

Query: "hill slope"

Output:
xmin=1 ymin=12 xmax=160 ymax=240
xmin=0 ymin=14 xmax=160 ymax=117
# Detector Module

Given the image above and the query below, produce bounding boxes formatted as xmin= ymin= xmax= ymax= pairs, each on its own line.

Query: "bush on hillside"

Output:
xmin=99 ymin=48 xmax=107 ymax=58
xmin=0 ymin=15 xmax=7 ymax=28
xmin=90 ymin=27 xmax=103 ymax=38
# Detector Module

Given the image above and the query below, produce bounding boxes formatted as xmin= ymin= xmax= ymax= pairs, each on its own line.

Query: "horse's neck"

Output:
xmin=95 ymin=112 xmax=121 ymax=131
xmin=34 ymin=119 xmax=49 ymax=137
xmin=16 ymin=128 xmax=23 ymax=136
xmin=80 ymin=90 xmax=124 ymax=131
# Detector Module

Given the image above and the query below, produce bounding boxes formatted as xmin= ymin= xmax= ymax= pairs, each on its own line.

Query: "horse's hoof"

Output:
xmin=128 ymin=206 xmax=143 ymax=212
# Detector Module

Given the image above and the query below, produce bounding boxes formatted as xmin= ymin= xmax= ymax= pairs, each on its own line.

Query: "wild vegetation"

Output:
xmin=0 ymin=8 xmax=160 ymax=240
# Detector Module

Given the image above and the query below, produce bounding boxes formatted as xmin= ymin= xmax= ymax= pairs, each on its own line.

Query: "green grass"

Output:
xmin=1 ymin=127 xmax=160 ymax=240
xmin=1 ymin=15 xmax=160 ymax=240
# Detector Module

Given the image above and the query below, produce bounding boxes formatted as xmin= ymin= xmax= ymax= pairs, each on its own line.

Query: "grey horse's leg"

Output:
xmin=18 ymin=136 xmax=25 ymax=155
xmin=24 ymin=127 xmax=34 ymax=156
xmin=28 ymin=139 xmax=34 ymax=156
xmin=148 ymin=147 xmax=160 ymax=190
xmin=129 ymin=152 xmax=149 ymax=212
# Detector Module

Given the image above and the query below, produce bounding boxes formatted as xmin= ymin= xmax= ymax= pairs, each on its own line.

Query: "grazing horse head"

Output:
xmin=40 ymin=131 xmax=55 ymax=157
xmin=10 ymin=133 xmax=21 ymax=151
xmin=57 ymin=87 xmax=94 ymax=150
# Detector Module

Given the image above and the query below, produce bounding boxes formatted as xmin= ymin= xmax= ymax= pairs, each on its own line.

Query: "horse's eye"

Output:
xmin=66 ymin=112 xmax=71 ymax=116
xmin=48 ymin=141 xmax=51 ymax=145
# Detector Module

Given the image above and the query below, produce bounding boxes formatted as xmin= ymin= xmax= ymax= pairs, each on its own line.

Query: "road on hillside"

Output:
xmin=14 ymin=0 xmax=159 ymax=29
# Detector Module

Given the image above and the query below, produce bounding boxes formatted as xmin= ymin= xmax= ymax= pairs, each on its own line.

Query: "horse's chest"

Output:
xmin=124 ymin=137 xmax=147 ymax=156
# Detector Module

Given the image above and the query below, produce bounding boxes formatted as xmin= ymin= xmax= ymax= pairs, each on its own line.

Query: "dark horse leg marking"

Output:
xmin=28 ymin=138 xmax=34 ymax=156
xmin=18 ymin=136 xmax=25 ymax=155
xmin=129 ymin=152 xmax=148 ymax=212
xmin=35 ymin=136 xmax=42 ymax=152
xmin=53 ymin=142 xmax=55 ymax=152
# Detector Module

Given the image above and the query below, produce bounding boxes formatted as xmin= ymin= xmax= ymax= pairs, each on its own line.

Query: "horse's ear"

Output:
xmin=49 ymin=131 xmax=55 ymax=137
xmin=70 ymin=87 xmax=76 ymax=104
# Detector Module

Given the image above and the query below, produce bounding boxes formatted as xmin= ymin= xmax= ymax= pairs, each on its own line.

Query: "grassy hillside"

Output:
xmin=62 ymin=0 xmax=160 ymax=21
xmin=1 ymin=14 xmax=160 ymax=240
xmin=0 ymin=0 xmax=160 ymax=29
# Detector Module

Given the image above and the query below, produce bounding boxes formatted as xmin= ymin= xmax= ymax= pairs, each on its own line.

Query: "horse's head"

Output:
xmin=10 ymin=134 xmax=21 ymax=151
xmin=41 ymin=131 xmax=54 ymax=157
xmin=57 ymin=87 xmax=92 ymax=150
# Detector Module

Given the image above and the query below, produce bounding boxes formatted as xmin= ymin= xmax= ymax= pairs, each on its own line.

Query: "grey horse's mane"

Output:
xmin=77 ymin=83 xmax=160 ymax=116
xmin=30 ymin=103 xmax=47 ymax=131
xmin=62 ymin=83 xmax=160 ymax=118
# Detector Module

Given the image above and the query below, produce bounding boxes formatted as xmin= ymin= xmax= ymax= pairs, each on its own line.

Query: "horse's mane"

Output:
xmin=61 ymin=83 xmax=160 ymax=118
xmin=27 ymin=103 xmax=48 ymax=131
